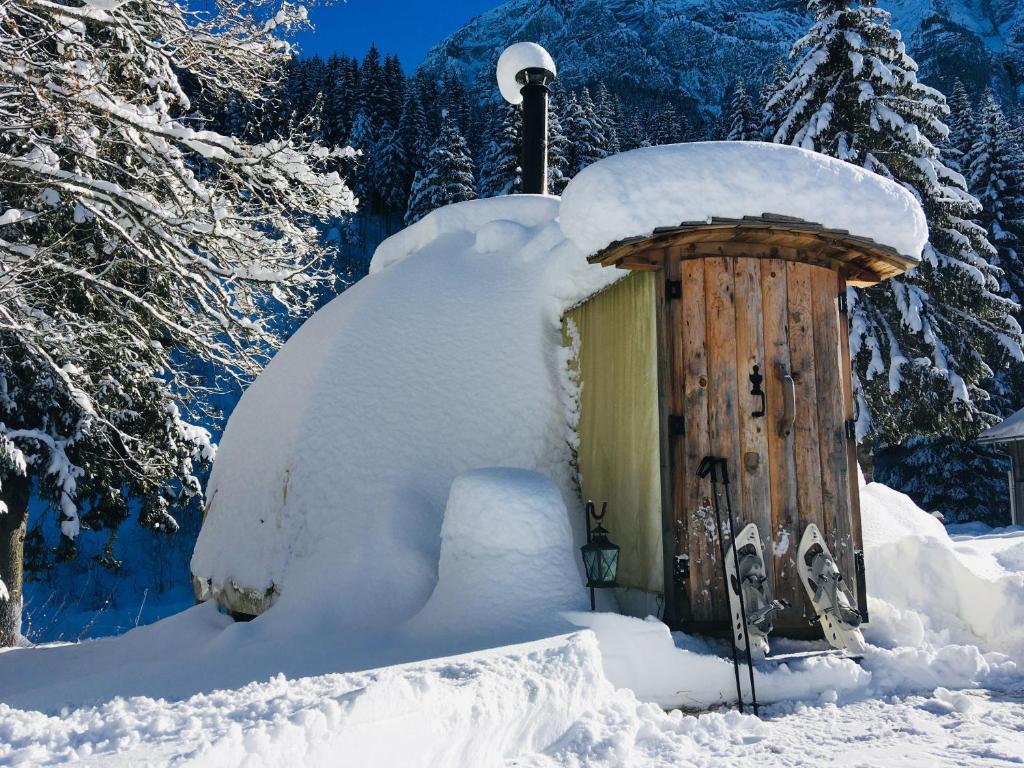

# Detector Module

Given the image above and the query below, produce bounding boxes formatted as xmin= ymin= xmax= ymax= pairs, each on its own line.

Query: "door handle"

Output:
xmin=777 ymin=363 xmax=795 ymax=437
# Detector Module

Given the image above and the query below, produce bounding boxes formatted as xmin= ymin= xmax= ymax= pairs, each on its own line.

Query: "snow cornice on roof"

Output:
xmin=559 ymin=143 xmax=929 ymax=279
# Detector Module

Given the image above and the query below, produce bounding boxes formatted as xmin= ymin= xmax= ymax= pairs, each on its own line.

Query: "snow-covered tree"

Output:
xmin=772 ymin=0 xmax=1022 ymax=450
xmin=479 ymin=104 xmax=522 ymax=198
xmin=0 ymin=0 xmax=355 ymax=645
xmin=548 ymin=95 xmax=571 ymax=194
xmin=725 ymin=81 xmax=757 ymax=141
xmin=759 ymin=59 xmax=791 ymax=141
xmin=944 ymin=79 xmax=976 ymax=174
xmin=650 ymin=103 xmax=688 ymax=146
xmin=965 ymin=92 xmax=1024 ymax=416
xmin=405 ymin=116 xmax=477 ymax=225
xmin=564 ymin=89 xmax=609 ymax=176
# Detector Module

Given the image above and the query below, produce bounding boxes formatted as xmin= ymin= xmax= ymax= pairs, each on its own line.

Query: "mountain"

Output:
xmin=420 ymin=0 xmax=1024 ymax=115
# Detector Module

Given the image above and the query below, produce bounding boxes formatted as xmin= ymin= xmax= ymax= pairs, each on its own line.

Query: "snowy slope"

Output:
xmin=420 ymin=0 xmax=1024 ymax=113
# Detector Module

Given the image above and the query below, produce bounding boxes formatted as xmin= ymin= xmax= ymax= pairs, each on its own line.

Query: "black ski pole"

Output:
xmin=698 ymin=455 xmax=745 ymax=714
xmin=719 ymin=458 xmax=760 ymax=716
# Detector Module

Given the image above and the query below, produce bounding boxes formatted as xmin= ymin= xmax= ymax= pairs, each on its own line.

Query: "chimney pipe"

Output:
xmin=517 ymin=68 xmax=555 ymax=195
xmin=497 ymin=43 xmax=557 ymax=195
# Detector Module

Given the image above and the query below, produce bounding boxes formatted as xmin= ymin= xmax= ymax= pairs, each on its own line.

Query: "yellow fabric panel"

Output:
xmin=565 ymin=272 xmax=663 ymax=594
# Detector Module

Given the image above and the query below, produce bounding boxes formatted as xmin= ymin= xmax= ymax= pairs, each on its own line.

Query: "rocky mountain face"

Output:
xmin=420 ymin=0 xmax=1024 ymax=115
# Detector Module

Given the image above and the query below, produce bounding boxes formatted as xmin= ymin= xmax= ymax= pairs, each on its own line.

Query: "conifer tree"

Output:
xmin=772 ymin=0 xmax=1022 ymax=450
xmin=759 ymin=60 xmax=791 ymax=141
xmin=724 ymin=81 xmax=757 ymax=141
xmin=594 ymin=84 xmax=622 ymax=155
xmin=564 ymin=89 xmax=609 ymax=176
xmin=966 ymin=91 xmax=1024 ymax=415
xmin=548 ymin=94 xmax=571 ymax=194
xmin=650 ymin=103 xmax=685 ymax=146
xmin=945 ymin=79 xmax=977 ymax=174
xmin=479 ymin=104 xmax=522 ymax=198
xmin=405 ymin=116 xmax=477 ymax=225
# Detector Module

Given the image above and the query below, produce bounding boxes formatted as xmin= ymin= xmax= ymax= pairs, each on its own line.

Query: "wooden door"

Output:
xmin=663 ymin=254 xmax=859 ymax=634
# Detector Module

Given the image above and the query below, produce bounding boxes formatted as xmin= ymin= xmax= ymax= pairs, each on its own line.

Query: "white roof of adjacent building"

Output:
xmin=978 ymin=407 xmax=1024 ymax=444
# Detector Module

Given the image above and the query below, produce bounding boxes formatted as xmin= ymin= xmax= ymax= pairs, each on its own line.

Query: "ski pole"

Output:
xmin=698 ymin=455 xmax=745 ymax=714
xmin=719 ymin=458 xmax=760 ymax=716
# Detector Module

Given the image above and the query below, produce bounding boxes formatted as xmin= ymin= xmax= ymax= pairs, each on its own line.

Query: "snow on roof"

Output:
xmin=560 ymin=142 xmax=928 ymax=263
xmin=978 ymin=406 xmax=1024 ymax=444
xmin=192 ymin=143 xmax=928 ymax=627
xmin=496 ymin=42 xmax=557 ymax=105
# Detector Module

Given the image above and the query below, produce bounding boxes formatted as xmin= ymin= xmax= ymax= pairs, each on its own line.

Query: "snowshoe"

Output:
xmin=796 ymin=524 xmax=866 ymax=654
xmin=725 ymin=523 xmax=785 ymax=661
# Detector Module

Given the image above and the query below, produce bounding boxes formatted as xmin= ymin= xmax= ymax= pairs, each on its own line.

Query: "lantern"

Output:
xmin=581 ymin=501 xmax=619 ymax=595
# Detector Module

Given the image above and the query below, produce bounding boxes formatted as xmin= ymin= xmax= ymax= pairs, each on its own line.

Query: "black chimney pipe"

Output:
xmin=517 ymin=67 xmax=556 ymax=195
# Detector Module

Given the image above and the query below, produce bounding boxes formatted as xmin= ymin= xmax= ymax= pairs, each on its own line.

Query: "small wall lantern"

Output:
xmin=581 ymin=500 xmax=619 ymax=609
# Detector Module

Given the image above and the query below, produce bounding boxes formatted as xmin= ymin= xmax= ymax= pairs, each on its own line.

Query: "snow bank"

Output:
xmin=568 ymin=612 xmax=869 ymax=710
xmin=0 ymin=633 xmax=614 ymax=767
xmin=496 ymin=42 xmax=556 ymax=105
xmin=559 ymin=142 xmax=929 ymax=260
xmin=861 ymin=480 xmax=1024 ymax=657
xmin=412 ymin=469 xmax=586 ymax=638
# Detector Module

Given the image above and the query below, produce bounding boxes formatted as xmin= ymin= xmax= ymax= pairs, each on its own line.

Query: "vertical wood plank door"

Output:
xmin=667 ymin=256 xmax=859 ymax=633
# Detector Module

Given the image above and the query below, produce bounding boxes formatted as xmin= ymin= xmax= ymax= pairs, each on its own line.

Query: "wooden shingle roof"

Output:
xmin=586 ymin=213 xmax=919 ymax=286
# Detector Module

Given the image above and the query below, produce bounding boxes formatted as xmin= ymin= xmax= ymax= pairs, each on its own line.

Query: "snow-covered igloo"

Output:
xmin=191 ymin=142 xmax=926 ymax=633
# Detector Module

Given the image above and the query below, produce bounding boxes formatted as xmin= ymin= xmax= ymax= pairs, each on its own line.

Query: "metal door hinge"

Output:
xmin=838 ymin=292 xmax=849 ymax=314
xmin=844 ymin=419 xmax=857 ymax=440
xmin=666 ymin=279 xmax=682 ymax=300
xmin=669 ymin=414 xmax=685 ymax=437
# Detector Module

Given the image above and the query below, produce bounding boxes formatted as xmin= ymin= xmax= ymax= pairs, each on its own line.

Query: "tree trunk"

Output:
xmin=0 ymin=474 xmax=29 ymax=647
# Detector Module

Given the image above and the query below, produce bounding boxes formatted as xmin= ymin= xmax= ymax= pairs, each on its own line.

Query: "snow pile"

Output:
xmin=412 ymin=469 xmax=586 ymax=639
xmin=569 ymin=612 xmax=869 ymax=710
xmin=496 ymin=42 xmax=556 ymax=104
xmin=192 ymin=144 xmax=928 ymax=635
xmin=861 ymin=480 xmax=1024 ymax=658
xmin=559 ymin=142 xmax=929 ymax=260
xmin=0 ymin=632 xmax=615 ymax=767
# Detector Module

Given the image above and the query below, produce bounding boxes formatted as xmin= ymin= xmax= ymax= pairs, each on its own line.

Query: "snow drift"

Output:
xmin=191 ymin=142 xmax=928 ymax=630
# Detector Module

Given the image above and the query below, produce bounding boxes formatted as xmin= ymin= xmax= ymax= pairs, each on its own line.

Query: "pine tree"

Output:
xmin=650 ymin=103 xmax=686 ymax=146
xmin=347 ymin=111 xmax=378 ymax=211
xmin=594 ymin=83 xmax=622 ymax=155
xmin=965 ymin=92 xmax=1024 ymax=416
xmin=548 ymin=94 xmax=571 ymax=194
xmin=405 ymin=116 xmax=477 ymax=225
xmin=0 ymin=0 xmax=355 ymax=645
xmin=479 ymin=103 xmax=522 ymax=198
xmin=564 ymin=89 xmax=609 ymax=176
xmin=724 ymin=81 xmax=757 ymax=141
xmin=375 ymin=121 xmax=412 ymax=217
xmin=759 ymin=59 xmax=791 ymax=141
xmin=772 ymin=0 xmax=1022 ymax=451
xmin=945 ymin=79 xmax=976 ymax=174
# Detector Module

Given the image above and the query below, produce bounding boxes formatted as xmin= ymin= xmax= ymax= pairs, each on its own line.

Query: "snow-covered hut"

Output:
xmin=978 ymin=407 xmax=1024 ymax=525
xmin=190 ymin=51 xmax=927 ymax=642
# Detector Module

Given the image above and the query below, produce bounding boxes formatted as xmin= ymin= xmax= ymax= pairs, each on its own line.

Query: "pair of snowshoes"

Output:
xmin=725 ymin=522 xmax=865 ymax=660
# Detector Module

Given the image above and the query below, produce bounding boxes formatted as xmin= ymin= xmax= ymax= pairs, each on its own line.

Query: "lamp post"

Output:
xmin=580 ymin=500 xmax=619 ymax=610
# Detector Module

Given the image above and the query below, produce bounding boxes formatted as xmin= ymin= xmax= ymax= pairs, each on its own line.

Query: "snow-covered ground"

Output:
xmin=2 ymin=481 xmax=1023 ymax=766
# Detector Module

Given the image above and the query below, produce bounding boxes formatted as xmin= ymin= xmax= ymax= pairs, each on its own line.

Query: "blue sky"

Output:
xmin=294 ymin=0 xmax=503 ymax=68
